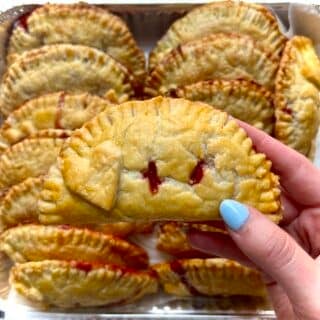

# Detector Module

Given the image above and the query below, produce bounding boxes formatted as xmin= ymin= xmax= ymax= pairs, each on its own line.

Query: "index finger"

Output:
xmin=237 ymin=120 xmax=320 ymax=206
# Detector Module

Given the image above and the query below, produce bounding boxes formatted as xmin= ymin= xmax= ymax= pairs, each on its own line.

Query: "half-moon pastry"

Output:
xmin=0 ymin=44 xmax=134 ymax=117
xmin=7 ymin=4 xmax=146 ymax=82
xmin=145 ymin=33 xmax=278 ymax=96
xmin=10 ymin=260 xmax=158 ymax=308
xmin=0 ymin=225 xmax=148 ymax=269
xmin=0 ymin=132 xmax=67 ymax=193
xmin=149 ymin=1 xmax=286 ymax=69
xmin=0 ymin=92 xmax=110 ymax=152
xmin=274 ymin=36 xmax=320 ymax=156
xmin=56 ymin=97 xmax=281 ymax=222
xmin=152 ymin=258 xmax=266 ymax=297
xmin=172 ymin=80 xmax=274 ymax=134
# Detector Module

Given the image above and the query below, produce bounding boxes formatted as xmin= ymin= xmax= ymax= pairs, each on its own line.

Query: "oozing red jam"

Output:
xmin=170 ymin=260 xmax=204 ymax=296
xmin=14 ymin=11 xmax=32 ymax=31
xmin=283 ymin=106 xmax=292 ymax=115
xmin=55 ymin=92 xmax=65 ymax=129
xmin=142 ymin=161 xmax=162 ymax=194
xmin=74 ymin=261 xmax=92 ymax=273
xmin=189 ymin=160 xmax=205 ymax=185
xmin=59 ymin=224 xmax=71 ymax=230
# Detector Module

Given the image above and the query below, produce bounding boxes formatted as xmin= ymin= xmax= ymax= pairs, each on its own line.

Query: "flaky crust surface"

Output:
xmin=8 ymin=4 xmax=146 ymax=82
xmin=149 ymin=1 xmax=286 ymax=69
xmin=152 ymin=258 xmax=265 ymax=297
xmin=145 ymin=33 xmax=278 ymax=96
xmin=173 ymin=80 xmax=274 ymax=134
xmin=274 ymin=36 xmax=320 ymax=156
xmin=57 ymin=97 xmax=280 ymax=222
xmin=10 ymin=260 xmax=158 ymax=308
xmin=0 ymin=92 xmax=110 ymax=151
xmin=0 ymin=44 xmax=134 ymax=117
xmin=0 ymin=225 xmax=148 ymax=269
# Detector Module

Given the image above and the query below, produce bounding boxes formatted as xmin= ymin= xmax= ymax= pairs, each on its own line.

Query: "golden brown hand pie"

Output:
xmin=0 ymin=176 xmax=43 ymax=232
xmin=145 ymin=33 xmax=278 ymax=96
xmin=0 ymin=225 xmax=148 ymax=269
xmin=0 ymin=44 xmax=134 ymax=117
xmin=0 ymin=92 xmax=110 ymax=152
xmin=172 ymin=80 xmax=274 ymax=134
xmin=7 ymin=4 xmax=146 ymax=82
xmin=149 ymin=1 xmax=286 ymax=69
xmin=10 ymin=260 xmax=158 ymax=308
xmin=274 ymin=36 xmax=320 ymax=156
xmin=152 ymin=258 xmax=266 ymax=297
xmin=0 ymin=132 xmax=67 ymax=193
xmin=57 ymin=97 xmax=281 ymax=222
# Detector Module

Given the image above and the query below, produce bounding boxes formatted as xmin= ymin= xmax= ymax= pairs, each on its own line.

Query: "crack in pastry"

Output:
xmin=54 ymin=97 xmax=281 ymax=222
xmin=0 ymin=132 xmax=68 ymax=193
xmin=0 ymin=44 xmax=134 ymax=117
xmin=7 ymin=4 xmax=146 ymax=82
xmin=145 ymin=33 xmax=279 ymax=96
xmin=10 ymin=260 xmax=158 ymax=308
xmin=274 ymin=36 xmax=320 ymax=156
xmin=0 ymin=225 xmax=149 ymax=269
xmin=152 ymin=258 xmax=266 ymax=297
xmin=0 ymin=92 xmax=110 ymax=152
xmin=171 ymin=80 xmax=274 ymax=134
xmin=149 ymin=1 xmax=286 ymax=70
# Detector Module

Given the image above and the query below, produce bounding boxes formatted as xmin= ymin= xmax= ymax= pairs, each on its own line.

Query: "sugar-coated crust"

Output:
xmin=0 ymin=92 xmax=110 ymax=152
xmin=149 ymin=1 xmax=286 ymax=69
xmin=173 ymin=80 xmax=274 ymax=134
xmin=58 ymin=97 xmax=281 ymax=222
xmin=152 ymin=258 xmax=266 ymax=297
xmin=0 ymin=44 xmax=134 ymax=117
xmin=0 ymin=176 xmax=43 ymax=232
xmin=145 ymin=33 xmax=278 ymax=96
xmin=8 ymin=4 xmax=146 ymax=82
xmin=274 ymin=36 xmax=320 ymax=156
xmin=10 ymin=260 xmax=158 ymax=308
xmin=0 ymin=225 xmax=148 ymax=269
xmin=0 ymin=134 xmax=67 ymax=192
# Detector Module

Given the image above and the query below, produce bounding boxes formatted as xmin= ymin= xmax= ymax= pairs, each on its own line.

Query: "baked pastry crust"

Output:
xmin=0 ymin=176 xmax=43 ymax=232
xmin=145 ymin=33 xmax=278 ymax=96
xmin=10 ymin=260 xmax=158 ymax=308
xmin=0 ymin=92 xmax=110 ymax=152
xmin=152 ymin=258 xmax=266 ymax=297
xmin=149 ymin=1 xmax=286 ymax=69
xmin=0 ymin=132 xmax=67 ymax=193
xmin=172 ymin=80 xmax=274 ymax=134
xmin=8 ymin=4 xmax=146 ymax=82
xmin=274 ymin=36 xmax=320 ymax=156
xmin=0 ymin=225 xmax=148 ymax=269
xmin=57 ymin=97 xmax=281 ymax=222
xmin=0 ymin=44 xmax=134 ymax=117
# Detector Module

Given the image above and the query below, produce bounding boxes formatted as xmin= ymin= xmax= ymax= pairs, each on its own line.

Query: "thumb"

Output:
xmin=219 ymin=200 xmax=320 ymax=307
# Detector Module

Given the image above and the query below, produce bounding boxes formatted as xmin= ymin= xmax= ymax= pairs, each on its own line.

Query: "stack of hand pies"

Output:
xmin=0 ymin=1 xmax=318 ymax=310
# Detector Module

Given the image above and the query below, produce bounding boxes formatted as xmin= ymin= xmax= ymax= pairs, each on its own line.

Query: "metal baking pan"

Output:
xmin=0 ymin=2 xmax=319 ymax=319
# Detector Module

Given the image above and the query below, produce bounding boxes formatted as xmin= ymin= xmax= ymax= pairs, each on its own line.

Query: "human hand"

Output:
xmin=188 ymin=121 xmax=320 ymax=320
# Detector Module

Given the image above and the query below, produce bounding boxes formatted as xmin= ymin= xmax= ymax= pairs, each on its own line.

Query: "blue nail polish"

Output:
xmin=219 ymin=200 xmax=249 ymax=231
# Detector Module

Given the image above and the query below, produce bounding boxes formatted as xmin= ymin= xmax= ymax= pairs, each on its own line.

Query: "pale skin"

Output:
xmin=188 ymin=121 xmax=320 ymax=320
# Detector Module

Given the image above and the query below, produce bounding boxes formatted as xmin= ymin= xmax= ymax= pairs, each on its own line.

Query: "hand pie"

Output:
xmin=152 ymin=258 xmax=266 ymax=297
xmin=0 ymin=44 xmax=134 ymax=117
xmin=145 ymin=33 xmax=278 ymax=96
xmin=0 ymin=225 xmax=148 ymax=269
xmin=0 ymin=132 xmax=67 ymax=193
xmin=0 ymin=176 xmax=43 ymax=232
xmin=172 ymin=80 xmax=274 ymax=134
xmin=58 ymin=97 xmax=281 ymax=222
xmin=7 ymin=4 xmax=146 ymax=82
xmin=0 ymin=92 xmax=110 ymax=152
xmin=274 ymin=36 xmax=320 ymax=156
xmin=149 ymin=1 xmax=286 ymax=69
xmin=10 ymin=260 xmax=158 ymax=308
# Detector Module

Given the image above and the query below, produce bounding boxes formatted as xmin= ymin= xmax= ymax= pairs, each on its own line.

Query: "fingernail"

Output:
xmin=219 ymin=200 xmax=249 ymax=231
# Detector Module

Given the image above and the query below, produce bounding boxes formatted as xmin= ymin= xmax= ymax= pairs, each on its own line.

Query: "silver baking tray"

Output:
xmin=0 ymin=2 xmax=319 ymax=319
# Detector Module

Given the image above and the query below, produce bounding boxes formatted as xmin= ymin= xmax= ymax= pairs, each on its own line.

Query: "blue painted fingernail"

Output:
xmin=219 ymin=200 xmax=249 ymax=231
